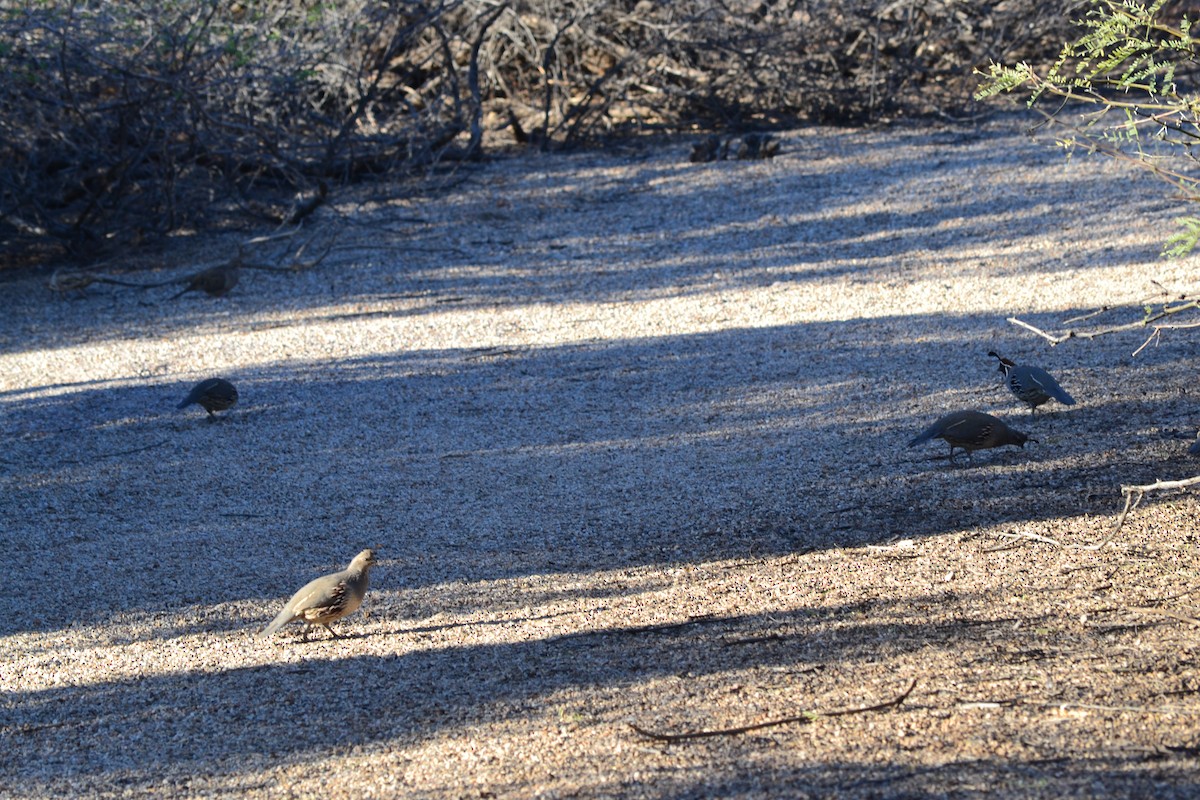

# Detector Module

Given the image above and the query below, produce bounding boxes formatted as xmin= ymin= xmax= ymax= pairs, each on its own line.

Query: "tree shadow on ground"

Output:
xmin=0 ymin=120 xmax=1175 ymax=356
xmin=5 ymin=584 xmax=1200 ymax=795
xmin=3 ymin=312 xmax=1198 ymax=636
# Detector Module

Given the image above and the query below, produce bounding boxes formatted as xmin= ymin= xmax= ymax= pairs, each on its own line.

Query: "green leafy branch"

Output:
xmin=977 ymin=0 xmax=1200 ymax=257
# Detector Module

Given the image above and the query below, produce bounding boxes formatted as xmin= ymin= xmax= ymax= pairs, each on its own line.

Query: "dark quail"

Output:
xmin=178 ymin=377 xmax=238 ymax=418
xmin=263 ymin=549 xmax=377 ymax=640
xmin=170 ymin=264 xmax=239 ymax=300
xmin=734 ymin=132 xmax=780 ymax=160
xmin=908 ymin=410 xmax=1033 ymax=462
xmin=1190 ymin=433 xmax=1200 ymax=455
xmin=690 ymin=135 xmax=723 ymax=163
xmin=988 ymin=351 xmax=1076 ymax=413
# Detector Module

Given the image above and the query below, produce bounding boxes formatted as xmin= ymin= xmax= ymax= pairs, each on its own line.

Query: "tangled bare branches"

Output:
xmin=1 ymin=0 xmax=1073 ymax=266
xmin=0 ymin=1 xmax=470 ymax=261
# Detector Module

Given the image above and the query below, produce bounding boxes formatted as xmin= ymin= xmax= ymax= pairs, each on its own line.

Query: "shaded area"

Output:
xmin=5 ymin=584 xmax=1200 ymax=795
xmin=2 ymin=312 xmax=1198 ymax=636
xmin=0 ymin=123 xmax=1174 ymax=357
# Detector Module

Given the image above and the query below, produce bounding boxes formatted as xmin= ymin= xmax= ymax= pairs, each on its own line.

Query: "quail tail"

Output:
xmin=263 ymin=609 xmax=297 ymax=638
xmin=176 ymin=389 xmax=200 ymax=410
xmin=907 ymin=424 xmax=940 ymax=448
xmin=1040 ymin=377 xmax=1076 ymax=406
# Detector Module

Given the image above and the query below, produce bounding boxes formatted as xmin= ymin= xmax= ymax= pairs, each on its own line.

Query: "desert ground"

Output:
xmin=3 ymin=113 xmax=1200 ymax=798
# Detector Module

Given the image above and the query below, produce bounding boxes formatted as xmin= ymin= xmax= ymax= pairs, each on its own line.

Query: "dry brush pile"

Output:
xmin=0 ymin=0 xmax=1076 ymax=265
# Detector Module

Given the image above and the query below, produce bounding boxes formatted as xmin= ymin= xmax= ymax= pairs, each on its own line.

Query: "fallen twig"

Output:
xmin=240 ymin=229 xmax=342 ymax=272
xmin=59 ymin=439 xmax=169 ymax=466
xmin=1129 ymin=606 xmax=1200 ymax=627
xmin=629 ymin=679 xmax=916 ymax=743
xmin=984 ymin=530 xmax=1064 ymax=552
xmin=1035 ymin=700 xmax=1200 ymax=715
xmin=1108 ymin=476 xmax=1200 ymax=541
xmin=1145 ymin=584 xmax=1200 ymax=604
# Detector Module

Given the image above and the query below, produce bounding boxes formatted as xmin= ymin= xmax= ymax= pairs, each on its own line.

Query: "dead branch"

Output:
xmin=1007 ymin=293 xmax=1199 ymax=351
xmin=983 ymin=530 xmax=1064 ymax=552
xmin=629 ymin=679 xmax=916 ymax=744
xmin=1108 ymin=476 xmax=1200 ymax=539
xmin=465 ymin=3 xmax=511 ymax=159
xmin=48 ymin=269 xmax=156 ymax=293
xmin=1123 ymin=476 xmax=1200 ymax=496
xmin=239 ymin=230 xmax=342 ymax=272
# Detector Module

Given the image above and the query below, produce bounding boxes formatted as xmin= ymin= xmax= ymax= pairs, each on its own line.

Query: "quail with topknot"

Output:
xmin=988 ymin=352 xmax=1075 ymax=414
xmin=170 ymin=263 xmax=239 ymax=300
xmin=908 ymin=410 xmax=1033 ymax=462
xmin=263 ymin=549 xmax=377 ymax=640
xmin=178 ymin=377 xmax=238 ymax=418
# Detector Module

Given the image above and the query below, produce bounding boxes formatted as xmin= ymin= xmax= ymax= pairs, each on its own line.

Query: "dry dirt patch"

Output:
xmin=3 ymin=115 xmax=1200 ymax=798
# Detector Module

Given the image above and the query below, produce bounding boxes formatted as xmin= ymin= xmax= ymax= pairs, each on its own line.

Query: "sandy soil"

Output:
xmin=3 ymin=113 xmax=1200 ymax=798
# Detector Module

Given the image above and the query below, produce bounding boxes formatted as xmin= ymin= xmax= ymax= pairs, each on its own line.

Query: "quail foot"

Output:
xmin=908 ymin=409 xmax=1033 ymax=463
xmin=988 ymin=352 xmax=1076 ymax=413
xmin=178 ymin=378 xmax=238 ymax=419
xmin=263 ymin=549 xmax=377 ymax=640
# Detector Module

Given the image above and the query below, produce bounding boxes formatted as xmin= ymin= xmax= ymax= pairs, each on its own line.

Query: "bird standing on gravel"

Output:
xmin=177 ymin=378 xmax=238 ymax=419
xmin=988 ymin=352 xmax=1075 ymax=413
xmin=908 ymin=410 xmax=1032 ymax=462
xmin=263 ymin=549 xmax=377 ymax=641
xmin=170 ymin=264 xmax=239 ymax=300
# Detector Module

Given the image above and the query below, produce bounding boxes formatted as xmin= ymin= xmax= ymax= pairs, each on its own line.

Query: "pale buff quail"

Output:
xmin=263 ymin=549 xmax=377 ymax=640
xmin=908 ymin=410 xmax=1033 ymax=462
xmin=988 ymin=351 xmax=1076 ymax=414
xmin=170 ymin=264 xmax=239 ymax=300
xmin=177 ymin=377 xmax=238 ymax=418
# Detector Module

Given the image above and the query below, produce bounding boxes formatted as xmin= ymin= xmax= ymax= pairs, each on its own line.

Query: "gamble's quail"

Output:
xmin=907 ymin=409 xmax=1032 ymax=462
xmin=170 ymin=264 xmax=239 ymax=300
xmin=988 ymin=351 xmax=1076 ymax=413
xmin=177 ymin=377 xmax=238 ymax=418
xmin=263 ymin=549 xmax=377 ymax=640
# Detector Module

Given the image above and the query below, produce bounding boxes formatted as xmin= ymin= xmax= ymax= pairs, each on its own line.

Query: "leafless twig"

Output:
xmin=1129 ymin=606 xmax=1200 ymax=627
xmin=984 ymin=530 xmax=1064 ymax=552
xmin=629 ymin=679 xmax=916 ymax=743
xmin=1106 ymin=476 xmax=1200 ymax=541
xmin=59 ymin=439 xmax=169 ymax=466
xmin=1007 ymin=292 xmax=1199 ymax=352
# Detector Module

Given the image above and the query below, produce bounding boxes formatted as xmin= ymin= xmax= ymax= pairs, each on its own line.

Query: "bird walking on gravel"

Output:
xmin=170 ymin=264 xmax=239 ymax=300
xmin=908 ymin=410 xmax=1032 ymax=463
xmin=988 ymin=351 xmax=1075 ymax=414
xmin=263 ymin=549 xmax=377 ymax=641
xmin=177 ymin=377 xmax=238 ymax=419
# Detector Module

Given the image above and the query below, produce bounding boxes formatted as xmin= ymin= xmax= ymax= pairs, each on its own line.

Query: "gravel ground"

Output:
xmin=3 ymin=114 xmax=1200 ymax=798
